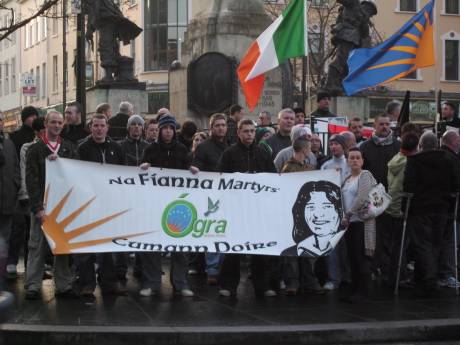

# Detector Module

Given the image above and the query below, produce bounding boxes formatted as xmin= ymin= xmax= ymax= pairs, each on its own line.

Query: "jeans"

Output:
xmin=373 ymin=213 xmax=393 ymax=277
xmin=205 ymin=253 xmax=223 ymax=277
xmin=139 ymin=252 xmax=189 ymax=291
xmin=8 ymin=202 xmax=30 ymax=267
xmin=439 ymin=216 xmax=458 ymax=279
xmin=25 ymin=214 xmax=73 ymax=293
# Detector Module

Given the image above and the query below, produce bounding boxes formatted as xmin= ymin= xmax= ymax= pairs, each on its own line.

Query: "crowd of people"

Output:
xmin=0 ymin=91 xmax=459 ymax=305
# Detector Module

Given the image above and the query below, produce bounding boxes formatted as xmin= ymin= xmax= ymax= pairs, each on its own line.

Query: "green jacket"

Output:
xmin=386 ymin=152 xmax=406 ymax=218
xmin=26 ymin=138 xmax=76 ymax=214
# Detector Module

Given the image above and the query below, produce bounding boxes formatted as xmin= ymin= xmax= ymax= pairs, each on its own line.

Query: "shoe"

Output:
xmin=323 ymin=282 xmax=337 ymax=290
xmin=55 ymin=289 xmax=79 ymax=299
xmin=102 ymin=285 xmax=128 ymax=296
xmin=80 ymin=287 xmax=95 ymax=297
xmin=178 ymin=289 xmax=194 ymax=297
xmin=279 ymin=280 xmax=286 ymax=290
xmin=219 ymin=289 xmax=232 ymax=297
xmin=302 ymin=285 xmax=326 ymax=295
xmin=286 ymin=288 xmax=297 ymax=296
xmin=440 ymin=277 xmax=460 ymax=288
xmin=5 ymin=265 xmax=17 ymax=280
xmin=188 ymin=269 xmax=198 ymax=275
xmin=207 ymin=277 xmax=218 ymax=286
xmin=264 ymin=289 xmax=277 ymax=297
xmin=43 ymin=271 xmax=53 ymax=280
xmin=139 ymin=288 xmax=155 ymax=297
xmin=25 ymin=290 xmax=40 ymax=300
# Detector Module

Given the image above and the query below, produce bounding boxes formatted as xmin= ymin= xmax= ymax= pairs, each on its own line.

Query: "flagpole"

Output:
xmin=433 ymin=0 xmax=440 ymax=138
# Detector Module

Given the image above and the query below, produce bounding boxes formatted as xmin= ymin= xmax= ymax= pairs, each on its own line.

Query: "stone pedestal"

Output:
xmin=330 ymin=96 xmax=370 ymax=121
xmin=86 ymin=82 xmax=148 ymax=118
xmin=170 ymin=0 xmax=292 ymax=128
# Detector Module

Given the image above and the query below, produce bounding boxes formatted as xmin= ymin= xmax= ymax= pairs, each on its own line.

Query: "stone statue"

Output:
xmin=85 ymin=0 xmax=142 ymax=83
xmin=325 ymin=0 xmax=377 ymax=95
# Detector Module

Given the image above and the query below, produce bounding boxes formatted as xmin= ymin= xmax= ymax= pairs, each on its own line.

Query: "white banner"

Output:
xmin=44 ymin=158 xmax=345 ymax=257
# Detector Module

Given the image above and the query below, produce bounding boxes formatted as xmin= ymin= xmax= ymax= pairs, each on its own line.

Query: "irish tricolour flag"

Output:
xmin=237 ymin=0 xmax=308 ymax=111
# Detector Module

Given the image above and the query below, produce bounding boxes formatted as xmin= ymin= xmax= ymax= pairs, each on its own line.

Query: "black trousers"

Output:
xmin=409 ymin=213 xmax=448 ymax=291
xmin=219 ymin=254 xmax=280 ymax=293
xmin=345 ymin=222 xmax=372 ymax=295
xmin=76 ymin=253 xmax=118 ymax=291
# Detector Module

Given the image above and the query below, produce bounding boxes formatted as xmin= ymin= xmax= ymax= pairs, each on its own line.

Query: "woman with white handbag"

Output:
xmin=341 ymin=147 xmax=383 ymax=302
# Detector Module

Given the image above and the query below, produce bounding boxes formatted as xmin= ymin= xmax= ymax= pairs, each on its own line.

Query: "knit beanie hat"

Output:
xmin=256 ymin=127 xmax=271 ymax=143
xmin=329 ymin=134 xmax=347 ymax=150
xmin=158 ymin=114 xmax=177 ymax=132
xmin=290 ymin=124 xmax=312 ymax=142
xmin=126 ymin=114 xmax=145 ymax=129
xmin=21 ymin=106 xmax=39 ymax=123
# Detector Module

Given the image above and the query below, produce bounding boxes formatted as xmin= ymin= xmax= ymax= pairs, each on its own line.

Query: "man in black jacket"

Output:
xmin=265 ymin=108 xmax=295 ymax=159
xmin=62 ymin=102 xmax=88 ymax=144
xmin=404 ymin=132 xmax=460 ymax=296
xmin=108 ymin=101 xmax=134 ymax=141
xmin=139 ymin=115 xmax=194 ymax=297
xmin=24 ymin=110 xmax=77 ymax=300
xmin=76 ymin=114 xmax=126 ymax=297
xmin=438 ymin=130 xmax=460 ymax=288
xmin=225 ymin=104 xmax=243 ymax=145
xmin=8 ymin=106 xmax=39 ymax=280
xmin=217 ymin=119 xmax=277 ymax=298
xmin=190 ymin=113 xmax=228 ymax=285
xmin=360 ymin=114 xmax=401 ymax=279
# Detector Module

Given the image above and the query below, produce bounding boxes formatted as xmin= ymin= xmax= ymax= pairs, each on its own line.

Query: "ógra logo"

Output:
xmin=161 ymin=194 xmax=227 ymax=238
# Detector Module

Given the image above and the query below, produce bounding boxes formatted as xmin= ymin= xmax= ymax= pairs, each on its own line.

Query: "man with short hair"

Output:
xmin=96 ymin=103 xmax=112 ymax=119
xmin=258 ymin=111 xmax=272 ymax=127
xmin=190 ymin=113 xmax=229 ymax=285
xmin=218 ymin=119 xmax=277 ymax=298
xmin=310 ymin=91 xmax=336 ymax=118
xmin=274 ymin=124 xmax=317 ymax=172
xmin=10 ymin=106 xmax=38 ymax=156
xmin=108 ymin=101 xmax=134 ymax=141
xmin=145 ymin=119 xmax=159 ymax=143
xmin=24 ymin=111 xmax=77 ymax=300
xmin=265 ymin=108 xmax=296 ymax=158
xmin=385 ymin=101 xmax=401 ymax=122
xmin=119 ymin=115 xmax=149 ymax=167
xmin=177 ymin=121 xmax=198 ymax=151
xmin=77 ymin=114 xmax=126 ymax=297
xmin=438 ymin=130 xmax=460 ymax=288
xmin=360 ymin=114 xmax=401 ymax=280
xmin=441 ymin=101 xmax=460 ymax=128
xmin=293 ymin=107 xmax=306 ymax=125
xmin=404 ymin=132 xmax=460 ymax=297
xmin=340 ymin=131 xmax=357 ymax=149
xmin=62 ymin=101 xmax=89 ymax=144
xmin=348 ymin=117 xmax=366 ymax=144
xmin=225 ymin=104 xmax=244 ymax=145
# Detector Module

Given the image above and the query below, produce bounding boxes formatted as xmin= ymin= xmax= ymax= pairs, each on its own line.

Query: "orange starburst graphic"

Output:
xmin=43 ymin=185 xmax=152 ymax=254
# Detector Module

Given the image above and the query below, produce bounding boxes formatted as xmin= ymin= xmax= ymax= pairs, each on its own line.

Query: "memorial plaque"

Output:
xmin=188 ymin=52 xmax=237 ymax=116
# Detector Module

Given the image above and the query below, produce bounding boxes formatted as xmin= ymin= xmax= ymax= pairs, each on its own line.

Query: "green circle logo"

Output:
xmin=161 ymin=199 xmax=197 ymax=238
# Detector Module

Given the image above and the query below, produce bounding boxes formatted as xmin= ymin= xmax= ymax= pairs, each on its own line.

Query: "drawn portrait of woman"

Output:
xmin=281 ymin=180 xmax=344 ymax=257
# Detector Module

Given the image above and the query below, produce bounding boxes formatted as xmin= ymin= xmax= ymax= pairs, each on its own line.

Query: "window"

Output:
xmin=42 ymin=63 xmax=47 ymax=99
xmin=25 ymin=23 xmax=29 ymax=48
xmin=11 ymin=58 xmax=16 ymax=93
xmin=41 ymin=17 xmax=47 ymax=39
xmin=53 ymin=55 xmax=58 ymax=91
xmin=144 ymin=0 xmax=188 ymax=71
xmin=446 ymin=0 xmax=460 ymax=14
xmin=445 ymin=39 xmax=459 ymax=80
xmin=4 ymin=16 xmax=9 ymax=49
xmin=29 ymin=23 xmax=33 ymax=46
xmin=36 ymin=66 xmax=40 ymax=99
xmin=400 ymin=0 xmax=417 ymax=12
xmin=35 ymin=17 xmax=39 ymax=43
xmin=4 ymin=62 xmax=9 ymax=95
xmin=52 ymin=5 xmax=58 ymax=35
xmin=402 ymin=70 xmax=417 ymax=79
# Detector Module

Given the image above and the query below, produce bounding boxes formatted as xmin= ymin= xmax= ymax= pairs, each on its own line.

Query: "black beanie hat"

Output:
xmin=21 ymin=106 xmax=39 ymax=123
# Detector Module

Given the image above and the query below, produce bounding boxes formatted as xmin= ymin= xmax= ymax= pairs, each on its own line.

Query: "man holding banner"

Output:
xmin=24 ymin=111 xmax=77 ymax=300
xmin=217 ymin=119 xmax=278 ymax=298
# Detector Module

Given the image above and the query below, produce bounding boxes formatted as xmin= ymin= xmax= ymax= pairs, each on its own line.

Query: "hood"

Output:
xmin=387 ymin=153 xmax=407 ymax=177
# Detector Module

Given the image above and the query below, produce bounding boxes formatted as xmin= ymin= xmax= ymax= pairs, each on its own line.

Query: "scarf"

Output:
xmin=371 ymin=130 xmax=395 ymax=146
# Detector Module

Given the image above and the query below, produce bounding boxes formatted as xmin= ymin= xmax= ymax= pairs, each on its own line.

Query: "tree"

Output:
xmin=0 ymin=0 xmax=60 ymax=42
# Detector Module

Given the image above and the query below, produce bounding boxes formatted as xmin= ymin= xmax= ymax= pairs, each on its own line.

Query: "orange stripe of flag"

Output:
xmin=367 ymin=58 xmax=415 ymax=71
xmin=237 ymin=42 xmax=265 ymax=112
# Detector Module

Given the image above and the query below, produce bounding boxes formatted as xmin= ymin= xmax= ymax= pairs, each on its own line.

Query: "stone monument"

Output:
xmin=170 ymin=0 xmax=292 ymax=127
xmin=85 ymin=0 xmax=148 ymax=116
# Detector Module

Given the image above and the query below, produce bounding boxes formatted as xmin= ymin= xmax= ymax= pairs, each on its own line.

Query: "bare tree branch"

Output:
xmin=0 ymin=0 xmax=60 ymax=42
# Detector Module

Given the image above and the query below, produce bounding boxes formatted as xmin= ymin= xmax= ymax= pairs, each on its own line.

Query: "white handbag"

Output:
xmin=358 ymin=183 xmax=392 ymax=220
